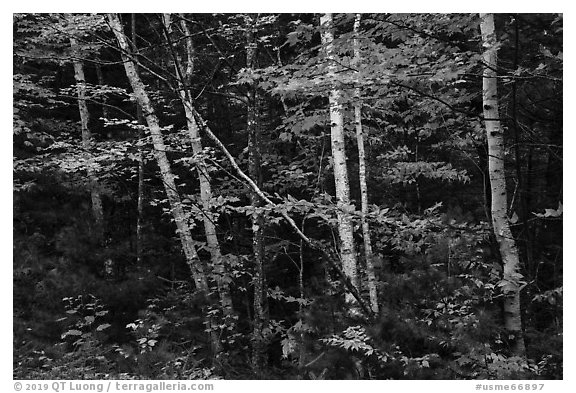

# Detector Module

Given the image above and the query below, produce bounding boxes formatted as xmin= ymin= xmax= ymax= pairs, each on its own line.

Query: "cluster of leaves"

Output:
xmin=15 ymin=295 xmax=114 ymax=379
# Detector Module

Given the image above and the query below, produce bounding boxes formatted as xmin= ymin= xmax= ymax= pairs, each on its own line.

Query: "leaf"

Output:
xmin=509 ymin=212 xmax=519 ymax=224
xmin=286 ymin=31 xmax=299 ymax=46
xmin=61 ymin=329 xmax=82 ymax=339
xmin=281 ymin=336 xmax=296 ymax=359
xmin=533 ymin=202 xmax=562 ymax=218
xmin=96 ymin=323 xmax=111 ymax=331
xmin=424 ymin=202 xmax=443 ymax=215
xmin=342 ymin=204 xmax=356 ymax=214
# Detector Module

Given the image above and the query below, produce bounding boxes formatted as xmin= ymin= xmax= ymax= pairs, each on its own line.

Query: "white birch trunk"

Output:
xmin=480 ymin=13 xmax=525 ymax=356
xmin=353 ymin=14 xmax=379 ymax=314
xmin=163 ymin=13 xmax=234 ymax=317
xmin=107 ymin=14 xmax=209 ymax=293
xmin=70 ymin=36 xmax=104 ymax=242
xmin=320 ymin=13 xmax=359 ymax=306
xmin=181 ymin=95 xmax=234 ymax=315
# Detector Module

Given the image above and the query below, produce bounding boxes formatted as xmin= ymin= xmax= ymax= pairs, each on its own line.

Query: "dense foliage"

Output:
xmin=13 ymin=13 xmax=562 ymax=380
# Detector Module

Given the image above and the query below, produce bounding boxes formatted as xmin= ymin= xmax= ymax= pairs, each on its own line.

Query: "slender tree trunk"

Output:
xmin=135 ymin=130 xmax=145 ymax=266
xmin=179 ymin=16 xmax=233 ymax=318
xmin=480 ymin=13 xmax=526 ymax=356
xmin=246 ymin=15 xmax=268 ymax=375
xmin=510 ymin=15 xmax=534 ymax=279
xmin=184 ymin=103 xmax=235 ymax=317
xmin=107 ymin=12 xmax=211 ymax=299
xmin=297 ymin=218 xmax=306 ymax=378
xmin=70 ymin=36 xmax=104 ymax=243
xmin=320 ymin=13 xmax=359 ymax=307
xmin=525 ymin=145 xmax=535 ymax=277
xmin=353 ymin=14 xmax=378 ymax=314
xmin=131 ymin=13 xmax=146 ymax=267
xmin=162 ymin=14 xmax=235 ymax=318
xmin=414 ymin=139 xmax=422 ymax=214
xmin=94 ymin=63 xmax=109 ymax=119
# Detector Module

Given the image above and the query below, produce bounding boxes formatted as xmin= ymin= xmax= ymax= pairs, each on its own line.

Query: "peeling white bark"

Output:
xmin=480 ymin=13 xmax=525 ymax=356
xmin=108 ymin=14 xmax=209 ymax=293
xmin=320 ymin=13 xmax=359 ymax=307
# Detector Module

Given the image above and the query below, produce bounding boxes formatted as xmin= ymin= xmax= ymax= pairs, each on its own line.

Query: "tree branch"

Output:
xmin=192 ymin=107 xmax=375 ymax=319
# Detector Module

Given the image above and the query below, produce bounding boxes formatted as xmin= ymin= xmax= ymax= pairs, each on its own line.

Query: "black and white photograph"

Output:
xmin=12 ymin=10 xmax=563 ymax=382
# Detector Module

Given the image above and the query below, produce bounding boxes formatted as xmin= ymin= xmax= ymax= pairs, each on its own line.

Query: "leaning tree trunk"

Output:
xmin=107 ymin=13 xmax=210 ymax=297
xmin=353 ymin=14 xmax=378 ymax=314
xmin=320 ymin=13 xmax=359 ymax=307
xmin=108 ymin=13 xmax=225 ymax=358
xmin=245 ymin=15 xmax=269 ymax=375
xmin=480 ymin=13 xmax=526 ymax=356
xmin=162 ymin=13 xmax=234 ymax=318
xmin=70 ymin=36 xmax=104 ymax=243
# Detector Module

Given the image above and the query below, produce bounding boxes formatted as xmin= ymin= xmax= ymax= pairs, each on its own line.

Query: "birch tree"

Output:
xmin=480 ymin=13 xmax=526 ymax=356
xmin=320 ymin=13 xmax=359 ymax=306
xmin=105 ymin=16 xmax=228 ymax=357
xmin=69 ymin=34 xmax=104 ymax=242
xmin=353 ymin=14 xmax=378 ymax=314
xmin=161 ymin=13 xmax=234 ymax=318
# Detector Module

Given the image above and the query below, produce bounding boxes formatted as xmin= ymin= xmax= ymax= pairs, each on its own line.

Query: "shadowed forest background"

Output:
xmin=13 ymin=13 xmax=562 ymax=379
